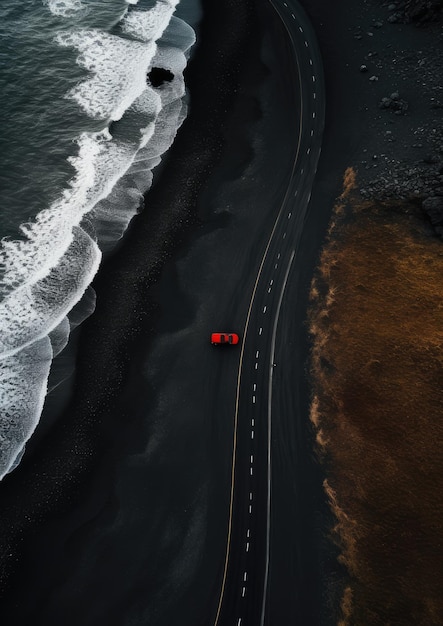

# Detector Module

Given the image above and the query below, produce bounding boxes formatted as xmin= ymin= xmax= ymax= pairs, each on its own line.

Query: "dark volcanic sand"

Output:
xmin=0 ymin=1 xmax=329 ymax=625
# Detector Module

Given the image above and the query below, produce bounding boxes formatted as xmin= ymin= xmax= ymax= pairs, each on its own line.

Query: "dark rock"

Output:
xmin=379 ymin=93 xmax=408 ymax=113
xmin=422 ymin=195 xmax=443 ymax=224
xmin=405 ymin=0 xmax=443 ymax=22
xmin=147 ymin=67 xmax=174 ymax=88
xmin=387 ymin=12 xmax=401 ymax=22
xmin=380 ymin=97 xmax=392 ymax=108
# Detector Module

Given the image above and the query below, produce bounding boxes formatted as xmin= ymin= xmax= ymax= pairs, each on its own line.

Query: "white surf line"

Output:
xmin=260 ymin=250 xmax=296 ymax=626
xmin=213 ymin=1 xmax=306 ymax=621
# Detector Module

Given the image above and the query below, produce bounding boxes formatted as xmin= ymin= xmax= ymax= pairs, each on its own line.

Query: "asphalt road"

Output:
xmin=213 ymin=2 xmax=325 ymax=625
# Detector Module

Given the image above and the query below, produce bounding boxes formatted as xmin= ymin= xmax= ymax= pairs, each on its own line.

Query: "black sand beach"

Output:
xmin=0 ymin=0 xmax=329 ymax=624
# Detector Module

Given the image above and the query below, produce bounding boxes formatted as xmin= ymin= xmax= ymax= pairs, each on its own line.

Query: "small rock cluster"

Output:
xmin=379 ymin=92 xmax=409 ymax=114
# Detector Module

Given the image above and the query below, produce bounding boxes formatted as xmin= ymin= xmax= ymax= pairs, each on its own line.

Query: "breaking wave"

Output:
xmin=0 ymin=1 xmax=195 ymax=478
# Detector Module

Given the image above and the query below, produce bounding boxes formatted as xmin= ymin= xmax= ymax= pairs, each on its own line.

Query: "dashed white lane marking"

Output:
xmin=250 ymin=467 xmax=253 ymax=476
xmin=250 ymin=492 xmax=253 ymax=500
xmin=270 ymin=279 xmax=274 ymax=285
xmin=283 ymin=1 xmax=287 ymax=5
xmin=299 ymin=25 xmax=303 ymax=32
xmin=250 ymin=454 xmax=254 ymax=463
xmin=252 ymin=418 xmax=255 ymax=427
xmin=283 ymin=232 xmax=287 ymax=239
xmin=311 ymin=129 xmax=314 ymax=136
xmin=300 ymin=167 xmax=304 ymax=174
xmin=242 ymin=587 xmax=246 ymax=598
xmin=274 ymin=263 xmax=278 ymax=269
xmin=287 ymin=212 xmax=292 ymax=219
xmin=307 ymin=147 xmax=311 ymax=154
xmin=304 ymin=40 xmax=308 ymax=47
xmin=259 ymin=327 xmax=263 ymax=335
xmin=309 ymin=58 xmax=313 ymax=65
xmin=291 ymin=13 xmax=295 ymax=18
xmin=249 ymin=505 xmax=252 ymax=514
xmin=314 ymin=92 xmax=316 ymax=99
xmin=252 ymin=395 xmax=256 ymax=404
xmin=246 ymin=542 xmax=250 ymax=552
xmin=312 ymin=75 xmax=316 ymax=82
xmin=253 ymin=383 xmax=256 ymax=391
xmin=277 ymin=252 xmax=281 ymax=259
xmin=247 ymin=529 xmax=250 ymax=538
xmin=294 ymin=189 xmax=298 ymax=197
xmin=251 ymin=430 xmax=254 ymax=439
xmin=256 ymin=350 xmax=260 ymax=358
xmin=237 ymin=619 xmax=242 ymax=626
xmin=267 ymin=286 xmax=272 ymax=293
xmin=263 ymin=305 xmax=267 ymax=313
xmin=254 ymin=362 xmax=258 ymax=370
xmin=312 ymin=111 xmax=316 ymax=118
xmin=244 ymin=572 xmax=247 ymax=582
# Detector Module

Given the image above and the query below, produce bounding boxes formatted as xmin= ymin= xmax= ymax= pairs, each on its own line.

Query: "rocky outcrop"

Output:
xmin=422 ymin=195 xmax=443 ymax=235
xmin=405 ymin=0 xmax=443 ymax=22
xmin=385 ymin=0 xmax=443 ymax=23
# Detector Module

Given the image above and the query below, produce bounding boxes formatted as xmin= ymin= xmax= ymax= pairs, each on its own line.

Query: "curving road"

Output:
xmin=213 ymin=2 xmax=325 ymax=625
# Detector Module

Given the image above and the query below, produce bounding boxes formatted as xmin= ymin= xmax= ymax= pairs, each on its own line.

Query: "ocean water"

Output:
xmin=0 ymin=0 xmax=198 ymax=478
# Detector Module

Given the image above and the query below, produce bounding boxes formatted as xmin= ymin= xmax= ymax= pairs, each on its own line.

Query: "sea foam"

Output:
xmin=44 ymin=0 xmax=86 ymax=18
xmin=0 ymin=2 xmax=194 ymax=478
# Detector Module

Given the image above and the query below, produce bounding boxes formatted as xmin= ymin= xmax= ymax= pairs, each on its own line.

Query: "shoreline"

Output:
xmin=0 ymin=1 xmax=328 ymax=624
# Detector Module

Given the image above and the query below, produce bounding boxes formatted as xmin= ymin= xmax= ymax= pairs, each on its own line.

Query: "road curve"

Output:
xmin=212 ymin=1 xmax=325 ymax=625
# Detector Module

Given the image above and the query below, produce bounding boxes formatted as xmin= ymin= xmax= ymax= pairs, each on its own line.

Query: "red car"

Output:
xmin=211 ymin=332 xmax=240 ymax=346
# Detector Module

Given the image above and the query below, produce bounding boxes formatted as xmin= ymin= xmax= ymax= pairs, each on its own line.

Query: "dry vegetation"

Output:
xmin=309 ymin=168 xmax=443 ymax=625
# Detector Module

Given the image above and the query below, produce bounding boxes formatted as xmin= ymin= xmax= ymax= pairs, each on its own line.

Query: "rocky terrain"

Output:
xmin=345 ymin=1 xmax=443 ymax=234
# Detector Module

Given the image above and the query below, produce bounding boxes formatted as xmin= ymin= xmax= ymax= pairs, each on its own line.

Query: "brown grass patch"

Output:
xmin=309 ymin=173 xmax=443 ymax=625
